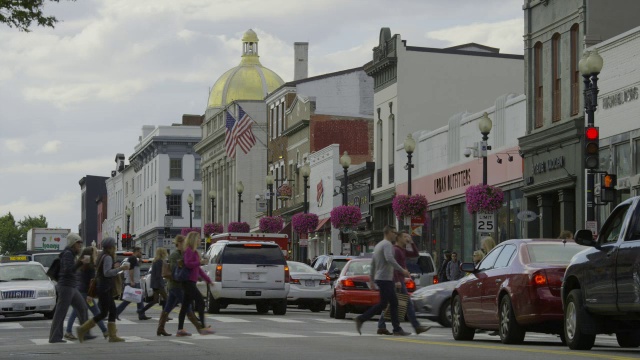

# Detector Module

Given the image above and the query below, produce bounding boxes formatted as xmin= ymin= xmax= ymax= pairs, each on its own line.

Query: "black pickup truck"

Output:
xmin=561 ymin=196 xmax=640 ymax=350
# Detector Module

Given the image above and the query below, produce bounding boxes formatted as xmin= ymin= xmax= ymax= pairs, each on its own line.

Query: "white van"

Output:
xmin=406 ymin=252 xmax=437 ymax=288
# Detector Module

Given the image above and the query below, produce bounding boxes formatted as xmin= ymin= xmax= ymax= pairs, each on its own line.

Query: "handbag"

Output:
xmin=172 ymin=265 xmax=191 ymax=282
xmin=161 ymin=261 xmax=172 ymax=279
xmin=113 ymin=272 xmax=123 ymax=298
xmin=122 ymin=285 xmax=143 ymax=303
xmin=87 ymin=278 xmax=97 ymax=298
xmin=384 ymin=291 xmax=410 ymax=322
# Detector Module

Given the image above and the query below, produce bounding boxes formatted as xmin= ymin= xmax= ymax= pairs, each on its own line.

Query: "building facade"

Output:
xmin=78 ymin=175 xmax=108 ymax=246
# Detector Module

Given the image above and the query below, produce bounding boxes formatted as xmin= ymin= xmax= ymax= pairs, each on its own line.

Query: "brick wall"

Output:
xmin=310 ymin=115 xmax=373 ymax=165
xmin=182 ymin=114 xmax=204 ymax=126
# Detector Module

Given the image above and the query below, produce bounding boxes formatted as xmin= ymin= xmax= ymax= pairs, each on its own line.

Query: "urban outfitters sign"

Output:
xmin=533 ymin=156 xmax=565 ymax=175
xmin=434 ymin=169 xmax=472 ymax=195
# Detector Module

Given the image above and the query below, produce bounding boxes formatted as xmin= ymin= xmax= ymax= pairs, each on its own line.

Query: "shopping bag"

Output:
xmin=384 ymin=292 xmax=409 ymax=322
xmin=122 ymin=285 xmax=143 ymax=303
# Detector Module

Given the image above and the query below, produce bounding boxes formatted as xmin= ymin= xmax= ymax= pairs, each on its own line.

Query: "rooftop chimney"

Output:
xmin=294 ymin=42 xmax=308 ymax=81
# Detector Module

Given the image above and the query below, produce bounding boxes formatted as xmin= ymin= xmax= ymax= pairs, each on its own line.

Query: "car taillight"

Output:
xmin=341 ymin=279 xmax=355 ymax=287
xmin=319 ymin=279 xmax=330 ymax=285
xmin=405 ymin=278 xmax=416 ymax=292
xmin=325 ymin=274 xmax=331 ymax=281
xmin=284 ymin=266 xmax=290 ymax=283
xmin=215 ymin=265 xmax=222 ymax=282
xmin=433 ymin=275 xmax=439 ymax=284
xmin=290 ymin=278 xmax=300 ymax=284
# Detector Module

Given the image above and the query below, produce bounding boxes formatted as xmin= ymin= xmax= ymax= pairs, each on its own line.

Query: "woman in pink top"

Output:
xmin=177 ymin=232 xmax=214 ymax=336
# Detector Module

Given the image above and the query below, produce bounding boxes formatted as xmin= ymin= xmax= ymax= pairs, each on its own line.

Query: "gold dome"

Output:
xmin=207 ymin=29 xmax=284 ymax=109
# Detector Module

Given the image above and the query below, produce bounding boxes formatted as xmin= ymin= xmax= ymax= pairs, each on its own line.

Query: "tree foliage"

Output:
xmin=0 ymin=0 xmax=74 ymax=32
xmin=0 ymin=212 xmax=48 ymax=254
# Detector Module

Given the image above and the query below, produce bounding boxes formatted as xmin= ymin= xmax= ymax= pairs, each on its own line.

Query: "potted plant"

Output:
xmin=259 ymin=216 xmax=284 ymax=234
xmin=203 ymin=223 xmax=223 ymax=236
xmin=277 ymin=184 xmax=293 ymax=201
xmin=228 ymin=222 xmax=250 ymax=233
xmin=292 ymin=213 xmax=319 ymax=234
xmin=330 ymin=205 xmax=361 ymax=233
xmin=392 ymin=194 xmax=429 ymax=221
xmin=465 ymin=184 xmax=504 ymax=214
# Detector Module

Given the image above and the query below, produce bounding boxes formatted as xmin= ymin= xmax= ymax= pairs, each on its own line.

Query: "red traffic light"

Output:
xmin=585 ymin=127 xmax=599 ymax=141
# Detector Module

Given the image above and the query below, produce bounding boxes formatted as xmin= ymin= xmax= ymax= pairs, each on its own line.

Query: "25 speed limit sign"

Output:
xmin=476 ymin=213 xmax=495 ymax=233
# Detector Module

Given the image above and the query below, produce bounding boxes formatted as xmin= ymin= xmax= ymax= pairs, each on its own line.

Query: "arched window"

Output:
xmin=534 ymin=42 xmax=544 ymax=128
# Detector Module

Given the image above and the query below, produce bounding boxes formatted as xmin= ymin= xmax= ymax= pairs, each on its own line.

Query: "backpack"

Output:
xmin=46 ymin=252 xmax=63 ymax=281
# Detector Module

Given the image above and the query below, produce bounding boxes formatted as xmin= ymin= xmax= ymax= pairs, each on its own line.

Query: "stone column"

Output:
xmin=558 ymin=189 xmax=575 ymax=234
xmin=537 ymin=194 xmax=554 ymax=238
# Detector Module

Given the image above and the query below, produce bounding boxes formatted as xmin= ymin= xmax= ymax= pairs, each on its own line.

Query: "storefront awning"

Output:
xmin=315 ymin=218 xmax=331 ymax=232
xmin=279 ymin=222 xmax=292 ymax=235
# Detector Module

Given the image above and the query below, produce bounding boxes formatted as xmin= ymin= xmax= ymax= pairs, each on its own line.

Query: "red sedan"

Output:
xmin=330 ymin=258 xmax=415 ymax=319
xmin=451 ymin=239 xmax=586 ymax=344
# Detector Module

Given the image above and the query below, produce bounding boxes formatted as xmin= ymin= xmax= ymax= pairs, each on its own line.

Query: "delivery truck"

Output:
xmin=26 ymin=228 xmax=71 ymax=251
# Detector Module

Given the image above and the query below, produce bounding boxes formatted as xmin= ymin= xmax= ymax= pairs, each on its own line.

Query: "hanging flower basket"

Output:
xmin=292 ymin=213 xmax=319 ymax=234
xmin=259 ymin=216 xmax=284 ymax=234
xmin=465 ymin=184 xmax=504 ymax=214
xmin=277 ymin=184 xmax=292 ymax=200
xmin=330 ymin=205 xmax=361 ymax=233
xmin=203 ymin=223 xmax=223 ymax=236
xmin=392 ymin=194 xmax=429 ymax=219
xmin=180 ymin=227 xmax=201 ymax=236
xmin=228 ymin=222 xmax=250 ymax=233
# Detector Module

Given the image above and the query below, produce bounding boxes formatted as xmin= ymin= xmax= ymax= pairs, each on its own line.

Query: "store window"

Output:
xmin=452 ymin=204 xmax=463 ymax=257
xmin=615 ymin=142 xmax=631 ymax=178
xmin=463 ymin=207 xmax=474 ymax=262
xmin=600 ymin=147 xmax=611 ymax=173
xmin=635 ymin=139 xmax=640 ymax=174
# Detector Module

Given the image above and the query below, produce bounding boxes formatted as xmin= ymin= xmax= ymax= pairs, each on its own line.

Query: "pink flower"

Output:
xmin=203 ymin=223 xmax=223 ymax=235
xmin=292 ymin=213 xmax=319 ymax=234
xmin=228 ymin=222 xmax=250 ymax=233
xmin=330 ymin=206 xmax=362 ymax=229
xmin=392 ymin=194 xmax=429 ymax=218
xmin=180 ymin=227 xmax=201 ymax=236
xmin=465 ymin=185 xmax=504 ymax=214
xmin=259 ymin=216 xmax=284 ymax=234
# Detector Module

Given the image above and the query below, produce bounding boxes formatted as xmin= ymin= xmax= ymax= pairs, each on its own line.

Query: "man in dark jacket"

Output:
xmin=49 ymin=233 xmax=93 ymax=343
xmin=437 ymin=250 xmax=452 ymax=282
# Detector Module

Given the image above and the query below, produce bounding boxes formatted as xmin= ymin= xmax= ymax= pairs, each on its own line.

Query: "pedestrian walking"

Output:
xmin=138 ymin=248 xmax=170 ymax=315
xmin=472 ymin=250 xmax=484 ymax=266
xmin=446 ymin=252 xmax=463 ymax=281
xmin=377 ymin=231 xmax=431 ymax=335
xmin=115 ymin=247 xmax=151 ymax=320
xmin=178 ymin=231 xmax=215 ymax=335
xmin=48 ymin=233 xmax=92 ymax=343
xmin=481 ymin=236 xmax=496 ymax=256
xmin=437 ymin=250 xmax=452 ymax=282
xmin=64 ymin=246 xmax=108 ymax=340
xmin=354 ymin=225 xmax=411 ymax=336
xmin=77 ymin=237 xmax=130 ymax=342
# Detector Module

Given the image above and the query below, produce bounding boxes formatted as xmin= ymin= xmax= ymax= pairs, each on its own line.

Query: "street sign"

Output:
xmin=585 ymin=220 xmax=598 ymax=238
xmin=411 ymin=215 xmax=425 ymax=226
xmin=476 ymin=213 xmax=495 ymax=233
xmin=164 ymin=215 xmax=173 ymax=228
xmin=411 ymin=225 xmax=422 ymax=236
xmin=256 ymin=200 xmax=267 ymax=212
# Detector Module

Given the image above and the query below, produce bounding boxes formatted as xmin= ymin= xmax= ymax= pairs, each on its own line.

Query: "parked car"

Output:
xmin=330 ymin=258 xmax=416 ymax=319
xmin=286 ymin=261 xmax=331 ymax=312
xmin=411 ymin=280 xmax=458 ymax=327
xmin=16 ymin=251 xmax=62 ymax=272
xmin=562 ymin=195 xmax=640 ymax=350
xmin=0 ymin=256 xmax=56 ymax=319
xmin=407 ymin=252 xmax=437 ymax=288
xmin=451 ymin=239 xmax=587 ymax=344
xmin=311 ymin=255 xmax=354 ymax=284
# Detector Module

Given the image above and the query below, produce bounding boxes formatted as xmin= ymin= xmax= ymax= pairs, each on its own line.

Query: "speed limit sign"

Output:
xmin=476 ymin=213 xmax=495 ymax=233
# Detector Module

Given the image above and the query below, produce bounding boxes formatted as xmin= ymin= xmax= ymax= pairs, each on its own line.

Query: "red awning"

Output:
xmin=315 ymin=218 xmax=330 ymax=232
xmin=279 ymin=222 xmax=292 ymax=235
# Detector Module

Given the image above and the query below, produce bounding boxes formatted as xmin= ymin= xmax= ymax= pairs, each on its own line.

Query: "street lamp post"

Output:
xmin=236 ymin=181 xmax=244 ymax=222
xmin=340 ymin=151 xmax=352 ymax=206
xmin=300 ymin=164 xmax=311 ymax=213
xmin=187 ymin=193 xmax=194 ymax=228
xmin=404 ymin=134 xmax=416 ymax=195
xmin=265 ymin=175 xmax=274 ymax=217
xmin=115 ymin=226 xmax=121 ymax=250
xmin=478 ymin=112 xmax=493 ymax=186
xmin=125 ymin=206 xmax=131 ymax=249
xmin=209 ymin=190 xmax=216 ymax=223
xmin=579 ymin=49 xmax=604 ymax=223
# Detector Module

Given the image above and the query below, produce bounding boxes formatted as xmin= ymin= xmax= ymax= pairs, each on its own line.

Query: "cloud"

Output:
xmin=1 ymin=157 xmax=113 ymax=174
xmin=4 ymin=139 xmax=26 ymax=153
xmin=0 ymin=192 xmax=78 ymax=228
xmin=40 ymin=140 xmax=62 ymax=154
xmin=425 ymin=18 xmax=524 ymax=55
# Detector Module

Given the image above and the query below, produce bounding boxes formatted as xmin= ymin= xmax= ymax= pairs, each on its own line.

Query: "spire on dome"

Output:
xmin=242 ymin=29 xmax=259 ymax=63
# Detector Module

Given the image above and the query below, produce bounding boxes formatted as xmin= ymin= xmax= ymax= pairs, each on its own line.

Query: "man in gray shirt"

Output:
xmin=354 ymin=225 xmax=411 ymax=336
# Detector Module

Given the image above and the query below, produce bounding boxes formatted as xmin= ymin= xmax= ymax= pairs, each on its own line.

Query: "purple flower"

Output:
xmin=292 ymin=213 xmax=319 ymax=234
xmin=228 ymin=222 xmax=250 ymax=233
xmin=392 ymin=194 xmax=429 ymax=218
xmin=203 ymin=223 xmax=223 ymax=235
xmin=180 ymin=227 xmax=201 ymax=236
xmin=259 ymin=216 xmax=284 ymax=234
xmin=330 ymin=206 xmax=362 ymax=229
xmin=465 ymin=185 xmax=504 ymax=214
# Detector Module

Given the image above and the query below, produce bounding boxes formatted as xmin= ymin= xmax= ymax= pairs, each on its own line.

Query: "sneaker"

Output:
xmin=354 ymin=317 xmax=363 ymax=335
xmin=393 ymin=330 xmax=412 ymax=336
xmin=377 ymin=328 xmax=392 ymax=335
xmin=198 ymin=327 xmax=215 ymax=335
xmin=176 ymin=329 xmax=192 ymax=337
xmin=415 ymin=326 xmax=432 ymax=335
xmin=63 ymin=333 xmax=78 ymax=340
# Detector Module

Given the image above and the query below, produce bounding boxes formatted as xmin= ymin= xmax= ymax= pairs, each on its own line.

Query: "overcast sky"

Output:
xmin=0 ymin=0 xmax=523 ymax=230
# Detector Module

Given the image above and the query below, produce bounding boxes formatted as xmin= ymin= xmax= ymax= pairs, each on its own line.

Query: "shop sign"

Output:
xmin=346 ymin=186 xmax=370 ymax=215
xmin=533 ymin=156 xmax=565 ymax=175
xmin=602 ymin=86 xmax=638 ymax=109
xmin=433 ymin=169 xmax=472 ymax=195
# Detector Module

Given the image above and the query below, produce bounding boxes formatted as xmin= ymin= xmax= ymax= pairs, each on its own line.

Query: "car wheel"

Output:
xmin=499 ymin=296 xmax=525 ymax=344
xmin=207 ymin=287 xmax=220 ymax=314
xmin=616 ymin=330 xmax=640 ymax=348
xmin=272 ymin=300 xmax=287 ymax=315
xmin=438 ymin=299 xmax=452 ymax=328
xmin=256 ymin=302 xmax=270 ymax=314
xmin=329 ymin=297 xmax=336 ymax=318
xmin=451 ymin=295 xmax=474 ymax=341
xmin=564 ymin=289 xmax=596 ymax=350
xmin=334 ymin=300 xmax=346 ymax=319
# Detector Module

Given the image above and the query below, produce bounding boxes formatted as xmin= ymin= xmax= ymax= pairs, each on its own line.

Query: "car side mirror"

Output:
xmin=460 ymin=262 xmax=476 ymax=273
xmin=574 ymin=229 xmax=597 ymax=247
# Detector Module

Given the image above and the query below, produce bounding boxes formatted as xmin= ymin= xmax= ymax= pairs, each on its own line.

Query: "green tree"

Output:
xmin=17 ymin=215 xmax=48 ymax=248
xmin=0 ymin=213 xmax=22 ymax=254
xmin=0 ymin=0 xmax=75 ymax=32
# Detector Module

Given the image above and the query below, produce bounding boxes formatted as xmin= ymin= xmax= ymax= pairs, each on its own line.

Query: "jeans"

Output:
xmin=377 ymin=282 xmax=420 ymax=330
xmin=66 ymin=292 xmax=107 ymax=334
xmin=357 ymin=280 xmax=402 ymax=333
xmin=179 ymin=281 xmax=205 ymax=330
xmin=163 ymin=287 xmax=184 ymax=313
xmin=116 ymin=282 xmax=145 ymax=316
xmin=49 ymin=285 xmax=89 ymax=342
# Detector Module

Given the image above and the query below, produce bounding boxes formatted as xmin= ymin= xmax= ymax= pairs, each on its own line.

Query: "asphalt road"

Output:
xmin=0 ymin=303 xmax=637 ymax=360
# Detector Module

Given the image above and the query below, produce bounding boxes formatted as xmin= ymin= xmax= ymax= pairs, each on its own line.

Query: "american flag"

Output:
xmin=225 ymin=110 xmax=237 ymax=158
xmin=232 ymin=105 xmax=256 ymax=155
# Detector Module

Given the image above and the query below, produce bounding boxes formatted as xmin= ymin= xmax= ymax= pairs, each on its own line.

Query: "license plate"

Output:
xmin=246 ymin=291 xmax=261 ymax=296
xmin=12 ymin=303 xmax=25 ymax=311
xmin=305 ymin=280 xmax=315 ymax=287
xmin=248 ymin=273 xmax=259 ymax=280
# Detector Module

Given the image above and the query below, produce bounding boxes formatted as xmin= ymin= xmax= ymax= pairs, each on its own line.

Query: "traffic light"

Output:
xmin=584 ymin=126 xmax=599 ymax=169
xmin=601 ymin=173 xmax=617 ymax=203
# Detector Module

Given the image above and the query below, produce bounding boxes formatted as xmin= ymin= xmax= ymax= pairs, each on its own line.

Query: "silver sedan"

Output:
xmin=411 ymin=280 xmax=457 ymax=327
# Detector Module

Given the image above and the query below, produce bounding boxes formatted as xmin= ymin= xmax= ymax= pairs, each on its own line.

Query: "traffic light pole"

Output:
xmin=583 ymin=73 xmax=599 ymax=223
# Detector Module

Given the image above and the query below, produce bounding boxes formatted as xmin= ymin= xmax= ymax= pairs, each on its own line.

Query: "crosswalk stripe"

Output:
xmin=260 ymin=318 xmax=303 ymax=323
xmin=32 ymin=339 xmax=74 ymax=345
xmin=0 ymin=323 xmax=23 ymax=330
xmin=244 ymin=332 xmax=307 ymax=338
xmin=120 ymin=336 xmax=154 ymax=342
xmin=316 ymin=331 xmax=377 ymax=337
xmin=207 ymin=316 xmax=250 ymax=323
xmin=171 ymin=340 xmax=194 ymax=345
xmin=311 ymin=318 xmax=350 ymax=323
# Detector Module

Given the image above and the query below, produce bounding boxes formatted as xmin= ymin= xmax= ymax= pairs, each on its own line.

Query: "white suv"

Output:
xmin=202 ymin=240 xmax=290 ymax=315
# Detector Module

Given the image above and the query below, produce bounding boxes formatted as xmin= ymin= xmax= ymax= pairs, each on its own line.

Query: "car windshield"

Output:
xmin=287 ymin=262 xmax=317 ymax=274
xmin=526 ymin=243 xmax=585 ymax=264
xmin=0 ymin=264 xmax=48 ymax=281
xmin=32 ymin=253 xmax=60 ymax=268
xmin=344 ymin=261 xmax=371 ymax=276
xmin=331 ymin=259 xmax=351 ymax=273
xmin=221 ymin=244 xmax=286 ymax=265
